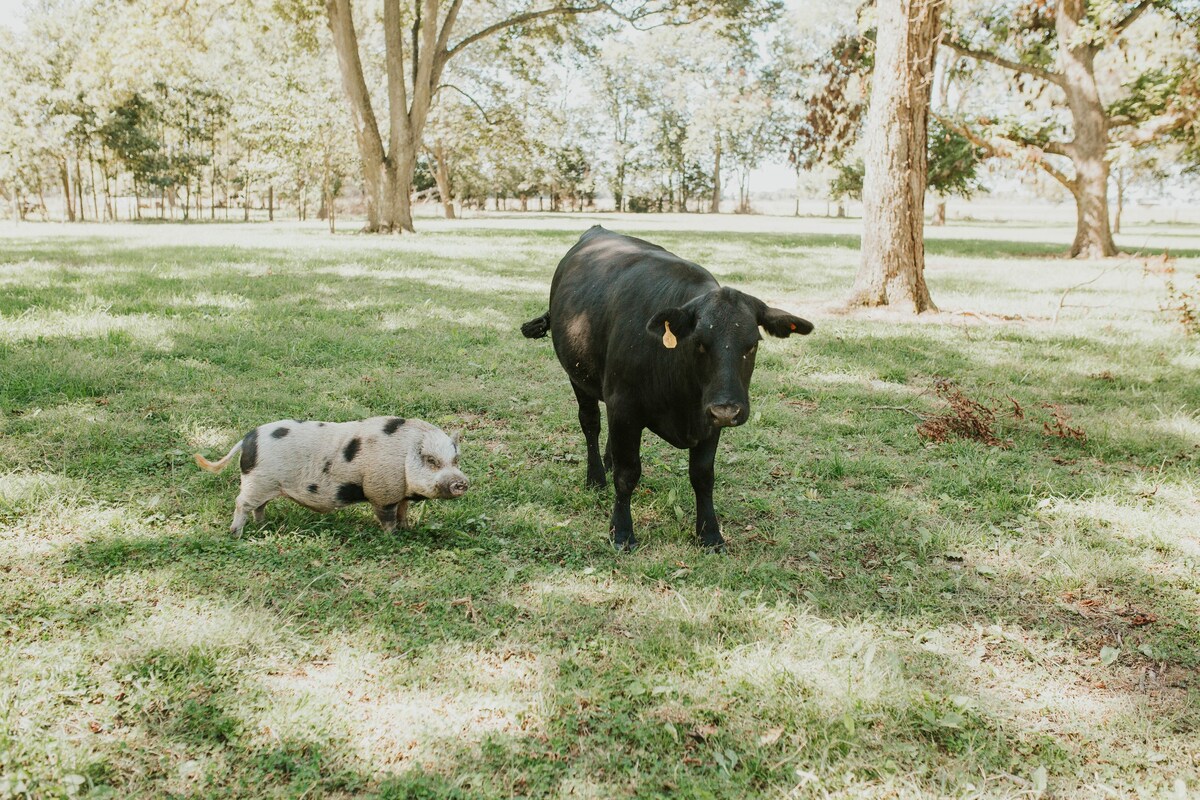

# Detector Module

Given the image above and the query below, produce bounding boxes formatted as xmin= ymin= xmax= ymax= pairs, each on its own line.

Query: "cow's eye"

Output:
xmin=697 ymin=343 xmax=707 ymax=354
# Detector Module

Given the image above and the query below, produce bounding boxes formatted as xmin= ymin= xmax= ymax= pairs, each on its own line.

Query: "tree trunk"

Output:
xmin=710 ymin=135 xmax=722 ymax=213
xmin=849 ymin=0 xmax=942 ymax=313
xmin=1112 ymin=166 xmax=1123 ymax=234
xmin=932 ymin=199 xmax=946 ymax=225
xmin=387 ymin=147 xmax=417 ymax=231
xmin=1057 ymin=0 xmax=1117 ymax=258
xmin=60 ymin=159 xmax=75 ymax=222
xmin=431 ymin=140 xmax=456 ymax=219
xmin=326 ymin=0 xmax=385 ymax=231
xmin=74 ymin=156 xmax=86 ymax=222
xmin=268 ymin=185 xmax=274 ymax=221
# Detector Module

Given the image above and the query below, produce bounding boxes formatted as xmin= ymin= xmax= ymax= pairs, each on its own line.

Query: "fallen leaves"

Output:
xmin=450 ymin=596 xmax=481 ymax=622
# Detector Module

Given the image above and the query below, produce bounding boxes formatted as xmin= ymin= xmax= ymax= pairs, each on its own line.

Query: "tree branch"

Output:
xmin=1112 ymin=0 xmax=1152 ymax=35
xmin=447 ymin=3 xmax=608 ymax=57
xmin=935 ymin=113 xmax=1076 ymax=190
xmin=1111 ymin=111 xmax=1191 ymax=145
xmin=944 ymin=40 xmax=1064 ymax=87
xmin=435 ymin=83 xmax=499 ymax=125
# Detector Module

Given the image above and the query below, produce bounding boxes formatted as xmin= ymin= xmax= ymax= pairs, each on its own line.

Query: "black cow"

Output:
xmin=521 ymin=226 xmax=813 ymax=550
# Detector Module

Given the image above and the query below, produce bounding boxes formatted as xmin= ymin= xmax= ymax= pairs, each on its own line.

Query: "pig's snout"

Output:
xmin=442 ymin=475 xmax=469 ymax=498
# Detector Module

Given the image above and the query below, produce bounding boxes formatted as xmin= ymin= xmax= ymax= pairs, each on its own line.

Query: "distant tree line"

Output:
xmin=0 ymin=0 xmax=1195 ymax=263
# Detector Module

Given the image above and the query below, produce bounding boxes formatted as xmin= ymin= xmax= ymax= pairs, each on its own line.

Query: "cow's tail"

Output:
xmin=521 ymin=311 xmax=551 ymax=339
xmin=194 ymin=440 xmax=243 ymax=474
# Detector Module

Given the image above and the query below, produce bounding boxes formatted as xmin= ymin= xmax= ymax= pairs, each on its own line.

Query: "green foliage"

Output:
xmin=927 ymin=119 xmax=986 ymax=198
xmin=828 ymin=159 xmax=864 ymax=200
xmin=1109 ymin=61 xmax=1200 ymax=170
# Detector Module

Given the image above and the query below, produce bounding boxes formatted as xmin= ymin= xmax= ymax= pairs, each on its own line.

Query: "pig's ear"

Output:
xmin=450 ymin=430 xmax=462 ymax=447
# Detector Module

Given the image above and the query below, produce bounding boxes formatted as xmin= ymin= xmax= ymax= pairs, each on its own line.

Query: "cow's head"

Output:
xmin=647 ymin=287 xmax=813 ymax=429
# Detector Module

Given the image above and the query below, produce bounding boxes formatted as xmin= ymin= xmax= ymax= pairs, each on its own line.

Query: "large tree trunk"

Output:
xmin=327 ymin=0 xmax=385 ymax=231
xmin=1058 ymin=0 xmax=1117 ymax=258
xmin=849 ymin=0 xmax=942 ymax=313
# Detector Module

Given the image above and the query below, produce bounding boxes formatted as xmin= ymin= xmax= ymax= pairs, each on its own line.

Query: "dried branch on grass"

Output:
xmin=1040 ymin=403 xmax=1087 ymax=442
xmin=908 ymin=380 xmax=1088 ymax=448
xmin=1162 ymin=274 xmax=1200 ymax=335
xmin=915 ymin=380 xmax=1007 ymax=447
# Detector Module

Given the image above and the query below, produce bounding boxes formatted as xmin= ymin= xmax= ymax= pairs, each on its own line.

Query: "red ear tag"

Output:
xmin=789 ymin=323 xmax=796 ymax=331
xmin=663 ymin=321 xmax=678 ymax=349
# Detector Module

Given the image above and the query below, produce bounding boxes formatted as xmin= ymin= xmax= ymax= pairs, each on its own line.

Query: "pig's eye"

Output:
xmin=423 ymin=454 xmax=440 ymax=469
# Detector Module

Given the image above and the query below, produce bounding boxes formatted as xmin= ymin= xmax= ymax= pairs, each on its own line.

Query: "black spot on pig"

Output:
xmin=307 ymin=483 xmax=319 ymax=494
xmin=383 ymin=417 xmax=406 ymax=435
xmin=343 ymin=437 xmax=361 ymax=462
xmin=336 ymin=482 xmax=366 ymax=504
xmin=322 ymin=460 xmax=331 ymax=474
xmin=272 ymin=427 xmax=290 ymax=439
xmin=240 ymin=428 xmax=259 ymax=474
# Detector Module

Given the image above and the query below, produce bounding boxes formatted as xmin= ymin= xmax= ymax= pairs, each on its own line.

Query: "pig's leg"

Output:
xmin=231 ymin=482 xmax=278 ymax=537
xmin=397 ymin=499 xmax=411 ymax=529
xmin=373 ymin=503 xmax=399 ymax=533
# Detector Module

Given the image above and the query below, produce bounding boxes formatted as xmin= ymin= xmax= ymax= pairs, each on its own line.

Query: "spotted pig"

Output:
xmin=194 ymin=416 xmax=468 ymax=536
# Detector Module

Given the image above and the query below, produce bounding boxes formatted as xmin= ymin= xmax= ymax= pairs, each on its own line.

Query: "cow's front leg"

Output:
xmin=689 ymin=432 xmax=724 ymax=551
xmin=607 ymin=418 xmax=643 ymax=551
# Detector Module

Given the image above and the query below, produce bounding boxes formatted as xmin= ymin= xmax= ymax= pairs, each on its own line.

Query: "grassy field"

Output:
xmin=1 ymin=215 xmax=1198 ymax=799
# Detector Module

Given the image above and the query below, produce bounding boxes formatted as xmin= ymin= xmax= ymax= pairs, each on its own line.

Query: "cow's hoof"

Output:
xmin=702 ymin=540 xmax=725 ymax=554
xmin=611 ymin=535 xmax=638 ymax=552
xmin=586 ymin=475 xmax=607 ymax=490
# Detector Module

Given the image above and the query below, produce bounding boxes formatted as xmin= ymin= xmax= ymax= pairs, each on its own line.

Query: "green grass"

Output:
xmin=1 ymin=217 xmax=1199 ymax=799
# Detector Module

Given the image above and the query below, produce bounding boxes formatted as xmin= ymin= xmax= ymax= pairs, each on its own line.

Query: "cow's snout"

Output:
xmin=707 ymin=403 xmax=745 ymax=428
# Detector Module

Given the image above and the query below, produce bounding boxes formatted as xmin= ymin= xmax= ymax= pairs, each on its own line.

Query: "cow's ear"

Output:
xmin=756 ymin=303 xmax=814 ymax=338
xmin=647 ymin=307 xmax=697 ymax=348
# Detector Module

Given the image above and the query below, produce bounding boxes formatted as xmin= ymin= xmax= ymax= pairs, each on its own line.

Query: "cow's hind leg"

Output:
xmin=607 ymin=418 xmax=643 ymax=551
xmin=689 ymin=432 xmax=725 ymax=552
xmin=571 ymin=381 xmax=606 ymax=489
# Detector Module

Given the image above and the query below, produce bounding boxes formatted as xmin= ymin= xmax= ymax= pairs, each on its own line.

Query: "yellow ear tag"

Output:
xmin=662 ymin=321 xmax=677 ymax=349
